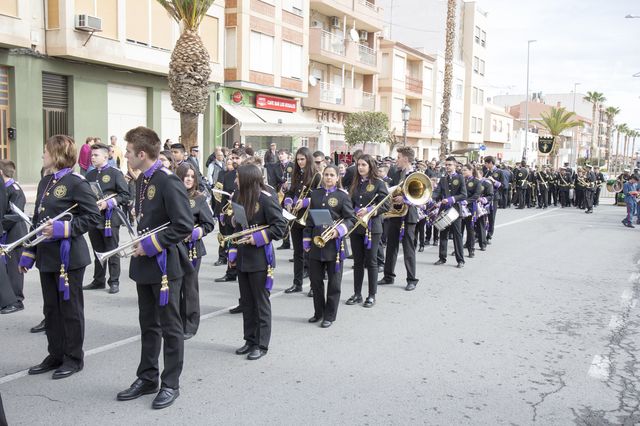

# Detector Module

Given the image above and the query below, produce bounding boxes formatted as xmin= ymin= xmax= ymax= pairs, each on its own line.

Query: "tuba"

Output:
xmin=383 ymin=173 xmax=433 ymax=218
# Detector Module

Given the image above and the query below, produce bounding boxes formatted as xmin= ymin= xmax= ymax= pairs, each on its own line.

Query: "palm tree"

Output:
xmin=620 ymin=124 xmax=631 ymax=171
xmin=614 ymin=124 xmax=626 ymax=173
xmin=604 ymin=106 xmax=620 ymax=171
xmin=534 ymin=106 xmax=583 ymax=168
xmin=439 ymin=0 xmax=457 ymax=161
xmin=157 ymin=0 xmax=215 ymax=151
xmin=583 ymin=91 xmax=606 ymax=159
xmin=630 ymin=130 xmax=639 ymax=169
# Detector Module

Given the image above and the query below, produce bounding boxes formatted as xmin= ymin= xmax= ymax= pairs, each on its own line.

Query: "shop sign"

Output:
xmin=255 ymin=94 xmax=297 ymax=113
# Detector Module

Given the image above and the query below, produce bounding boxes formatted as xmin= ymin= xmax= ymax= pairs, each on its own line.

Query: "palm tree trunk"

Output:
xmin=632 ymin=135 xmax=638 ymax=169
xmin=606 ymin=118 xmax=612 ymax=171
xmin=623 ymin=134 xmax=629 ymax=170
xmin=615 ymin=130 xmax=621 ymax=174
xmin=439 ymin=0 xmax=456 ymax=161
xmin=180 ymin=112 xmax=199 ymax=151
xmin=590 ymin=104 xmax=596 ymax=159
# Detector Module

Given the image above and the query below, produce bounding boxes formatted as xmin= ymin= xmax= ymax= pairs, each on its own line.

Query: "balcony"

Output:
xmin=309 ymin=0 xmax=384 ymax=32
xmin=320 ymin=29 xmax=345 ymax=56
xmin=405 ymin=76 xmax=423 ymax=95
xmin=304 ymin=84 xmax=376 ymax=113
xmin=354 ymin=90 xmax=375 ymax=110
xmin=310 ymin=27 xmax=379 ymax=75
xmin=408 ymin=119 xmax=422 ymax=133
xmin=319 ymin=82 xmax=344 ymax=105
xmin=358 ymin=44 xmax=377 ymax=67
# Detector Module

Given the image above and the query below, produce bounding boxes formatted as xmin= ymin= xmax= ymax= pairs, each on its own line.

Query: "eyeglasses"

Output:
xmin=314 ymin=161 xmax=323 ymax=165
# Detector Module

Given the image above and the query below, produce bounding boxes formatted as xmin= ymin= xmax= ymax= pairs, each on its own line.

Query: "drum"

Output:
xmin=476 ymin=202 xmax=489 ymax=218
xmin=459 ymin=202 xmax=471 ymax=218
xmin=434 ymin=207 xmax=459 ymax=231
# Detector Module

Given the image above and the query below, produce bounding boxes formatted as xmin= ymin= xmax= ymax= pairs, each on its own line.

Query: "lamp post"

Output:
xmin=401 ymin=103 xmax=411 ymax=146
xmin=523 ymin=39 xmax=536 ymax=163
xmin=571 ymin=82 xmax=581 ymax=166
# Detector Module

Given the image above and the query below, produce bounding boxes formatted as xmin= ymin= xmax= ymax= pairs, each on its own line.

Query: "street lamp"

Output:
xmin=625 ymin=14 xmax=640 ymax=18
xmin=401 ymin=103 xmax=411 ymax=146
xmin=570 ymin=82 xmax=581 ymax=166
xmin=523 ymin=39 xmax=536 ymax=163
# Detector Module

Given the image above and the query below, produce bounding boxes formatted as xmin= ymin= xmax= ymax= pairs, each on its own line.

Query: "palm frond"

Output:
xmin=156 ymin=0 xmax=215 ymax=29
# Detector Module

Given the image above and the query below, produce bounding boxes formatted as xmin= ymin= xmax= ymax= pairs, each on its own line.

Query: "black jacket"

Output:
xmin=465 ymin=177 xmax=482 ymax=203
xmin=349 ymin=177 xmax=389 ymax=235
xmin=304 ymin=187 xmax=354 ymax=262
xmin=432 ymin=172 xmax=468 ymax=212
xmin=341 ymin=164 xmax=357 ymax=190
xmin=183 ymin=193 xmax=216 ymax=259
xmin=388 ymin=168 xmax=419 ymax=224
xmin=85 ymin=165 xmax=130 ymax=228
xmin=484 ymin=167 xmax=506 ymax=202
xmin=266 ymin=161 xmax=294 ymax=192
xmin=479 ymin=179 xmax=494 ymax=203
xmin=2 ymin=180 xmax=28 ymax=243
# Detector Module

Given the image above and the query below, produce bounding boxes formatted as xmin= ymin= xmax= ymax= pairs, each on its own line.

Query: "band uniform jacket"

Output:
xmin=432 ymin=173 xmax=468 ymax=212
xmin=480 ymin=178 xmax=494 ymax=203
xmin=350 ymin=178 xmax=389 ymax=235
xmin=2 ymin=179 xmax=28 ymax=243
xmin=85 ymin=165 xmax=130 ymax=229
xmin=515 ymin=167 xmax=530 ymax=188
xmin=285 ymin=171 xmax=321 ymax=221
xmin=389 ymin=168 xmax=419 ymax=224
xmin=341 ymin=164 xmax=357 ymax=190
xmin=266 ymin=161 xmax=294 ymax=192
xmin=215 ymin=168 xmax=237 ymax=217
xmin=465 ymin=177 xmax=483 ymax=203
xmin=483 ymin=167 xmax=505 ymax=202
xmin=304 ymin=187 xmax=355 ymax=262
xmin=32 ymin=172 xmax=101 ymax=272
xmin=0 ymin=182 xmax=5 ymax=235
xmin=185 ymin=193 xmax=216 ymax=259
xmin=536 ymin=171 xmax=550 ymax=189
xmin=232 ymin=191 xmax=287 ymax=272
xmin=130 ymin=166 xmax=193 ymax=284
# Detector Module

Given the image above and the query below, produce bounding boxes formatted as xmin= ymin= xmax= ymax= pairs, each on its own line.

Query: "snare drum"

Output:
xmin=433 ymin=207 xmax=459 ymax=231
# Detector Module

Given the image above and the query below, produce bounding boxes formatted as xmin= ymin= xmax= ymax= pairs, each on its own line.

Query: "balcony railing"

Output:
xmin=358 ymin=44 xmax=377 ymax=66
xmin=320 ymin=30 xmax=345 ymax=56
xmin=359 ymin=0 xmax=380 ymax=12
xmin=408 ymin=119 xmax=422 ymax=132
xmin=320 ymin=82 xmax=343 ymax=105
xmin=405 ymin=76 xmax=423 ymax=93
xmin=355 ymin=91 xmax=375 ymax=110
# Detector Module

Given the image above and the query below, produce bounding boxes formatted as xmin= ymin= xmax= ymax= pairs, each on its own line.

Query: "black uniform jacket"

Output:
xmin=349 ymin=177 xmax=389 ymax=235
xmin=2 ymin=180 xmax=28 ymax=243
xmin=483 ymin=167 xmax=505 ymax=202
xmin=85 ymin=164 xmax=130 ymax=228
xmin=185 ymin=193 xmax=216 ymax=259
xmin=465 ymin=177 xmax=482 ymax=203
xmin=215 ymin=168 xmax=237 ymax=217
xmin=285 ymin=170 xmax=321 ymax=221
xmin=32 ymin=171 xmax=101 ymax=272
xmin=266 ymin=161 xmax=294 ymax=192
xmin=389 ymin=168 xmax=419 ymax=224
xmin=304 ymin=187 xmax=355 ymax=262
xmin=0 ymin=181 xmax=5 ymax=236
xmin=233 ymin=190 xmax=287 ymax=273
xmin=130 ymin=165 xmax=193 ymax=284
xmin=432 ymin=172 xmax=468 ymax=212
xmin=479 ymin=178 xmax=494 ymax=203
xmin=515 ymin=167 xmax=530 ymax=188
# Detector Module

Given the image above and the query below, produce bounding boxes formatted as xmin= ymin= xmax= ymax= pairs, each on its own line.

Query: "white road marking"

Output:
xmin=495 ymin=208 xmax=558 ymax=229
xmin=588 ymin=355 xmax=611 ymax=380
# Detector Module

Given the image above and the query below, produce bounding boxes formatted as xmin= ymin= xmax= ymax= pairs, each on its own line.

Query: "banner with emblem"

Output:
xmin=538 ymin=136 xmax=554 ymax=154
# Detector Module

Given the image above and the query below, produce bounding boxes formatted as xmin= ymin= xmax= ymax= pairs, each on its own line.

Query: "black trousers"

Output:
xmin=383 ymin=219 xmax=417 ymax=284
xmin=2 ymin=247 xmax=24 ymax=302
xmin=475 ymin=217 xmax=488 ymax=249
xmin=350 ymin=232 xmax=381 ymax=297
xmin=310 ymin=259 xmax=342 ymax=321
xmin=576 ymin=189 xmax=584 ymax=208
xmin=414 ymin=219 xmax=427 ymax=247
xmin=377 ymin=220 xmax=388 ymax=267
xmin=88 ymin=228 xmax=121 ymax=286
xmin=559 ymin=188 xmax=570 ymax=207
xmin=0 ymin=261 xmax=17 ymax=308
xmin=180 ymin=258 xmax=201 ymax=335
xmin=537 ymin=186 xmax=549 ymax=208
xmin=438 ymin=218 xmax=464 ymax=263
xmin=461 ymin=216 xmax=475 ymax=253
xmin=487 ymin=201 xmax=497 ymax=240
xmin=291 ymin=224 xmax=306 ymax=287
xmin=238 ymin=270 xmax=271 ymax=349
xmin=217 ymin=218 xmax=227 ymax=261
xmin=594 ymin=187 xmax=601 ymax=206
xmin=41 ymin=268 xmax=86 ymax=369
xmin=506 ymin=186 xmax=512 ymax=207
xmin=584 ymin=189 xmax=594 ymax=211
xmin=222 ymin=222 xmax=237 ymax=278
xmin=425 ymin=225 xmax=439 ymax=244
xmin=136 ymin=280 xmax=184 ymax=390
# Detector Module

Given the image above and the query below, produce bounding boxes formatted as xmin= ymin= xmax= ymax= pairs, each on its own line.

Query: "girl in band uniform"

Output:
xmin=346 ymin=155 xmax=389 ymax=308
xmin=461 ymin=164 xmax=482 ymax=258
xmin=304 ymin=165 xmax=354 ymax=328
xmin=176 ymin=162 xmax=215 ymax=339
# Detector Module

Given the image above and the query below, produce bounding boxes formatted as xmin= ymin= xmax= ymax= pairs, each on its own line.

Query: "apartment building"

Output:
xmin=219 ymin=0 xmax=320 ymax=151
xmin=378 ymin=40 xmax=437 ymax=160
xmin=483 ymin=104 xmax=513 ymax=160
xmin=301 ymin=0 xmax=384 ymax=155
xmin=0 ymin=0 xmax=224 ymax=183
xmin=433 ymin=53 xmax=466 ymax=157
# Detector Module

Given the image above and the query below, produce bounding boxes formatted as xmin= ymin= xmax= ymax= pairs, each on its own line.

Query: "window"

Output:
xmin=478 ymin=89 xmax=484 ymax=105
xmin=507 ymin=123 xmax=511 ymax=140
xmin=282 ymin=41 xmax=303 ymax=79
xmin=477 ymin=118 xmax=483 ymax=133
xmin=393 ymin=54 xmax=405 ymax=81
xmin=225 ymin=27 xmax=237 ymax=68
xmin=381 ymin=53 xmax=390 ymax=78
xmin=455 ymin=79 xmax=463 ymax=100
xmin=283 ymin=0 xmax=303 ymax=15
xmin=423 ymin=105 xmax=432 ymax=126
xmin=423 ymin=66 xmax=433 ymax=84
xmin=498 ymin=120 xmax=503 ymax=132
xmin=492 ymin=119 xmax=496 ymax=131
xmin=471 ymin=117 xmax=477 ymax=133
xmin=474 ymin=26 xmax=481 ymax=44
xmin=473 ymin=56 xmax=479 ymax=73
xmin=200 ymin=16 xmax=219 ymax=62
xmin=250 ymin=31 xmax=274 ymax=74
xmin=126 ymin=0 xmax=149 ymax=45
xmin=481 ymin=30 xmax=487 ymax=47
xmin=479 ymin=59 xmax=485 ymax=76
xmin=472 ymin=87 xmax=478 ymax=104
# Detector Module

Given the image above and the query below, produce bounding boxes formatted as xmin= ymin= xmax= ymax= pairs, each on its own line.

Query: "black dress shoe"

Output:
xmin=213 ymin=259 xmax=227 ymax=266
xmin=235 ymin=343 xmax=252 ymax=355
xmin=405 ymin=283 xmax=417 ymax=291
xmin=183 ymin=332 xmax=194 ymax=340
xmin=320 ymin=320 xmax=333 ymax=328
xmin=345 ymin=294 xmax=363 ymax=305
xmin=30 ymin=319 xmax=46 ymax=333
xmin=308 ymin=316 xmax=321 ymax=323
xmin=457 ymin=262 xmax=465 ymax=269
xmin=434 ymin=259 xmax=445 ymax=265
xmin=468 ymin=251 xmax=475 ymax=258
xmin=52 ymin=364 xmax=82 ymax=380
xmin=1 ymin=304 xmax=24 ymax=314
xmin=284 ymin=285 xmax=302 ymax=294
xmin=152 ymin=387 xmax=180 ymax=409
xmin=28 ymin=357 xmax=62 ymax=375
xmin=307 ymin=289 xmax=314 ymax=297
xmin=108 ymin=284 xmax=119 ymax=294
xmin=479 ymin=247 xmax=486 ymax=251
xmin=117 ymin=378 xmax=159 ymax=401
xmin=83 ymin=281 xmax=105 ymax=290
xmin=377 ymin=277 xmax=394 ymax=285
xmin=229 ymin=305 xmax=242 ymax=314
xmin=214 ymin=274 xmax=236 ymax=282
xmin=418 ymin=246 xmax=425 ymax=252
xmin=247 ymin=348 xmax=267 ymax=360
xmin=363 ymin=297 xmax=375 ymax=308
xmin=432 ymin=240 xmax=438 ymax=246
xmin=486 ymin=239 xmax=492 ymax=245
xmin=288 ymin=258 xmax=294 ymax=263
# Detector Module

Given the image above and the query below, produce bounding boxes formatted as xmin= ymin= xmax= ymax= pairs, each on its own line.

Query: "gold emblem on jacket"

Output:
xmin=366 ymin=183 xmax=375 ymax=192
xmin=452 ymin=179 xmax=459 ymax=186
xmin=255 ymin=202 xmax=260 ymax=213
xmin=54 ymin=185 xmax=67 ymax=198
xmin=147 ymin=185 xmax=156 ymax=200
xmin=328 ymin=197 xmax=338 ymax=207
xmin=190 ymin=199 xmax=196 ymax=208
xmin=468 ymin=181 xmax=474 ymax=188
xmin=102 ymin=174 xmax=111 ymax=183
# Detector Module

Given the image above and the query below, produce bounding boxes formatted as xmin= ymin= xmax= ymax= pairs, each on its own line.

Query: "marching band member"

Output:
xmin=21 ymin=135 xmax=101 ymax=379
xmin=0 ymin=160 xmax=28 ymax=314
xmin=377 ymin=147 xmax=420 ymax=291
xmin=84 ymin=143 xmax=130 ymax=294
xmin=461 ymin=164 xmax=481 ymax=258
xmin=346 ymin=155 xmax=389 ymax=308
xmin=176 ymin=162 xmax=215 ymax=339
xmin=116 ymin=126 xmax=192 ymax=409
xmin=284 ymin=147 xmax=320 ymax=294
xmin=432 ymin=156 xmax=467 ymax=268
xmin=230 ymin=164 xmax=286 ymax=360
xmin=482 ymin=156 xmax=504 ymax=242
xmin=304 ymin=165 xmax=354 ymax=327
xmin=476 ymin=169 xmax=494 ymax=251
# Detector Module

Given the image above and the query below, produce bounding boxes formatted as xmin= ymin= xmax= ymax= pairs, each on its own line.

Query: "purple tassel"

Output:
xmin=159 ymin=282 xmax=169 ymax=306
xmin=399 ymin=220 xmax=405 ymax=241
xmin=104 ymin=226 xmax=112 ymax=237
xmin=155 ymin=250 xmax=169 ymax=306
xmin=264 ymin=242 xmax=275 ymax=290
xmin=266 ymin=266 xmax=274 ymax=291
xmin=59 ymin=239 xmax=71 ymax=300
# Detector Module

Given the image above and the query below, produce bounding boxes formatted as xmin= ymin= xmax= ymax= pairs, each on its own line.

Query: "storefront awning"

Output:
xmin=220 ymin=103 xmax=320 ymax=138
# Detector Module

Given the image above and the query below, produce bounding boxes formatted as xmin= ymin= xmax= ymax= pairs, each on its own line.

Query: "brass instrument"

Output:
xmin=94 ymin=222 xmax=170 ymax=266
xmin=0 ymin=204 xmax=77 ymax=254
xmin=212 ymin=183 xmax=224 ymax=203
xmin=217 ymin=224 xmax=270 ymax=246
xmin=313 ymin=219 xmax=344 ymax=248
xmin=97 ymin=193 xmax=117 ymax=205
xmin=383 ymin=173 xmax=433 ymax=218
xmin=220 ymin=200 xmax=233 ymax=216
xmin=343 ymin=196 xmax=381 ymax=238
xmin=577 ymin=176 xmax=595 ymax=189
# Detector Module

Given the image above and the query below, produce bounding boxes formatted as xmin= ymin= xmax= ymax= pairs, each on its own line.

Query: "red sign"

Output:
xmin=232 ymin=91 xmax=243 ymax=104
xmin=255 ymin=94 xmax=297 ymax=113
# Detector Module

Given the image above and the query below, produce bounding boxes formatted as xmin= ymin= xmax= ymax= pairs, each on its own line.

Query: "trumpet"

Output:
xmin=313 ymin=219 xmax=344 ymax=248
xmin=0 ymin=204 xmax=77 ymax=254
xmin=343 ymin=196 xmax=383 ymax=238
xmin=97 ymin=193 xmax=117 ymax=205
xmin=217 ymin=224 xmax=270 ymax=246
xmin=94 ymin=222 xmax=170 ymax=266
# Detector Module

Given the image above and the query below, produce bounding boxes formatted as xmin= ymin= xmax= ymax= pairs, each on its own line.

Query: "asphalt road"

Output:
xmin=1 ymin=203 xmax=639 ymax=425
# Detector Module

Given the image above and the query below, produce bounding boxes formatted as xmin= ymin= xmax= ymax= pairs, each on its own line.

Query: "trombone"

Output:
xmin=313 ymin=219 xmax=344 ymax=248
xmin=0 ymin=204 xmax=77 ymax=254
xmin=94 ymin=222 xmax=170 ymax=266
xmin=217 ymin=224 xmax=270 ymax=246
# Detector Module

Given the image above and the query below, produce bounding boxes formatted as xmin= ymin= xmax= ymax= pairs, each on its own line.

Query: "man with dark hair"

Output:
xmin=187 ymin=146 xmax=200 ymax=170
xmin=341 ymin=149 xmax=363 ymax=189
xmin=264 ymin=142 xmax=278 ymax=164
xmin=171 ymin=143 xmax=188 ymax=164
xmin=378 ymin=146 xmax=420 ymax=291
xmin=514 ymin=161 xmax=530 ymax=209
xmin=312 ymin=150 xmax=326 ymax=174
xmin=483 ymin=156 xmax=505 ymax=242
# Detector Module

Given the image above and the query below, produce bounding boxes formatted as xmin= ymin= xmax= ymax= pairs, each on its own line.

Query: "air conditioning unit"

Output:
xmin=358 ymin=30 xmax=368 ymax=42
xmin=330 ymin=16 xmax=340 ymax=29
xmin=74 ymin=14 xmax=102 ymax=32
